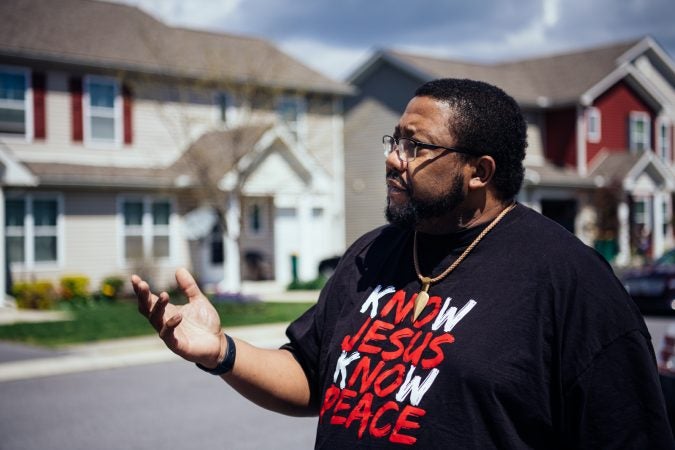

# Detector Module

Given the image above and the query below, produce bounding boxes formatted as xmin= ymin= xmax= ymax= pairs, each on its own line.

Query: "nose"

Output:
xmin=385 ymin=147 xmax=407 ymax=172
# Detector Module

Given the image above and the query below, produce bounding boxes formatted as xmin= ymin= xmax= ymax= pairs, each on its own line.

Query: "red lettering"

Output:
xmin=320 ymin=384 xmax=341 ymax=421
xmin=374 ymin=363 xmax=406 ymax=397
xmin=381 ymin=327 xmax=414 ymax=361
xmin=370 ymin=401 xmax=399 ymax=438
xmin=342 ymin=317 xmax=372 ymax=351
xmin=403 ymin=331 xmax=432 ymax=366
xmin=413 ymin=295 xmax=441 ymax=328
xmin=345 ymin=392 xmax=374 ymax=438
xmin=421 ymin=333 xmax=455 ymax=369
xmin=358 ymin=319 xmax=394 ymax=354
xmin=348 ymin=356 xmax=385 ymax=393
xmin=390 ymin=405 xmax=426 ymax=445
xmin=330 ymin=388 xmax=357 ymax=425
xmin=380 ymin=290 xmax=414 ymax=324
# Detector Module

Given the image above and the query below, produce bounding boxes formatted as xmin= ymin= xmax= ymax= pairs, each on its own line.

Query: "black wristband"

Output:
xmin=196 ymin=333 xmax=236 ymax=375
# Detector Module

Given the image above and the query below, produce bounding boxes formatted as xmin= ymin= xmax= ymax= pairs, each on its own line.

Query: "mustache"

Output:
xmin=386 ymin=170 xmax=408 ymax=189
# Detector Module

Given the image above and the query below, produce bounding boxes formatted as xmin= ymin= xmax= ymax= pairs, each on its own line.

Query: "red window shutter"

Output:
xmin=32 ymin=72 xmax=46 ymax=139
xmin=69 ymin=77 xmax=83 ymax=142
xmin=122 ymin=84 xmax=133 ymax=145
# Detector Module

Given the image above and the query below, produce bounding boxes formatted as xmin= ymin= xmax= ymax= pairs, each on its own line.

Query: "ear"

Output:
xmin=468 ymin=156 xmax=496 ymax=190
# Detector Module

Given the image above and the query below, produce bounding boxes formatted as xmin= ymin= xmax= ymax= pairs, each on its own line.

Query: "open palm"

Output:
xmin=133 ymin=268 xmax=224 ymax=367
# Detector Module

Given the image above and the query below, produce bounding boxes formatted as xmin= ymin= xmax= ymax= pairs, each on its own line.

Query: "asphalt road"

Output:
xmin=0 ymin=360 xmax=317 ymax=450
xmin=1 ymin=314 xmax=674 ymax=450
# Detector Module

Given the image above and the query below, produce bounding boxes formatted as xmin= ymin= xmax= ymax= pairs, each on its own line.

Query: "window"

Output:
xmin=276 ymin=96 xmax=305 ymax=140
xmin=121 ymin=198 xmax=173 ymax=262
xmin=0 ymin=67 xmax=30 ymax=137
xmin=586 ymin=107 xmax=601 ymax=143
xmin=629 ymin=112 xmax=651 ymax=152
xmin=85 ymin=76 xmax=120 ymax=145
xmin=657 ymin=117 xmax=671 ymax=161
xmin=5 ymin=196 xmax=61 ymax=266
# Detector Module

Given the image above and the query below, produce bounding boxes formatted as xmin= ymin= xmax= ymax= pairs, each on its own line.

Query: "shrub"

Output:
xmin=100 ymin=276 xmax=125 ymax=300
xmin=287 ymin=275 xmax=327 ymax=291
xmin=60 ymin=275 xmax=90 ymax=300
xmin=12 ymin=280 xmax=57 ymax=310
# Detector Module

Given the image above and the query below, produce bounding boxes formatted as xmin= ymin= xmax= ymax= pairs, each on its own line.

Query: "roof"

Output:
xmin=23 ymin=162 xmax=177 ymax=188
xmin=363 ymin=39 xmax=643 ymax=106
xmin=0 ymin=0 xmax=351 ymax=95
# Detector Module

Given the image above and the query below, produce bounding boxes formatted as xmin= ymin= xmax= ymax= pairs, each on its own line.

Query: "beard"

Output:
xmin=385 ymin=170 xmax=466 ymax=229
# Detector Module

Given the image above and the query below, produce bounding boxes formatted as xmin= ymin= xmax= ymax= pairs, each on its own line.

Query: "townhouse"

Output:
xmin=344 ymin=37 xmax=675 ymax=266
xmin=0 ymin=0 xmax=351 ymax=302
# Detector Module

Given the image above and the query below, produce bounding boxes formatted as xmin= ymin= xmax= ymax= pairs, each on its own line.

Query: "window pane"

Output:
xmin=277 ymin=98 xmax=299 ymax=123
xmin=152 ymin=202 xmax=170 ymax=225
xmin=152 ymin=236 xmax=170 ymax=258
xmin=6 ymin=236 xmax=24 ymax=263
xmin=124 ymin=202 xmax=143 ymax=225
xmin=89 ymin=82 xmax=115 ymax=108
xmin=125 ymin=236 xmax=144 ymax=259
xmin=0 ymin=107 xmax=26 ymax=134
xmin=34 ymin=236 xmax=57 ymax=262
xmin=91 ymin=116 xmax=115 ymax=140
xmin=5 ymin=199 xmax=25 ymax=227
xmin=0 ymin=72 xmax=26 ymax=101
xmin=34 ymin=200 xmax=57 ymax=226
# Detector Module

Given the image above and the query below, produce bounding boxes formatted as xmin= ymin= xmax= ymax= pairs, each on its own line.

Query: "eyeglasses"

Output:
xmin=382 ymin=135 xmax=480 ymax=163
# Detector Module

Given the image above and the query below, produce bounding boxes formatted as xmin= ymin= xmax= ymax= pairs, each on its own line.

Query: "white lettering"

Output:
xmin=360 ymin=285 xmax=396 ymax=318
xmin=333 ymin=351 xmax=361 ymax=389
xmin=431 ymin=298 xmax=477 ymax=333
xmin=395 ymin=365 xmax=440 ymax=406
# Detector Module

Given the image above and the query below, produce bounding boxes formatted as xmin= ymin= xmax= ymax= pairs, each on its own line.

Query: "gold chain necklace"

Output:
xmin=412 ymin=203 xmax=516 ymax=321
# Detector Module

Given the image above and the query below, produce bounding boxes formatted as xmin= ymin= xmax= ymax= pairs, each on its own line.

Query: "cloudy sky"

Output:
xmin=111 ymin=0 xmax=675 ymax=81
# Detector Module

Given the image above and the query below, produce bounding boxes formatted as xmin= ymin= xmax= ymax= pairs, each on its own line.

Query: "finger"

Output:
xmin=148 ymin=292 xmax=170 ymax=332
xmin=130 ymin=274 xmax=142 ymax=295
xmin=135 ymin=279 xmax=158 ymax=318
xmin=159 ymin=313 xmax=182 ymax=347
xmin=175 ymin=268 xmax=204 ymax=301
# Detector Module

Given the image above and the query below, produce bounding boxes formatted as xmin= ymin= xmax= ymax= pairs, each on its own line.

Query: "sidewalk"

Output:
xmin=0 ymin=322 xmax=290 ymax=383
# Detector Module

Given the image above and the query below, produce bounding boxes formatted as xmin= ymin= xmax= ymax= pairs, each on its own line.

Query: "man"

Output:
xmin=133 ymin=78 xmax=674 ymax=448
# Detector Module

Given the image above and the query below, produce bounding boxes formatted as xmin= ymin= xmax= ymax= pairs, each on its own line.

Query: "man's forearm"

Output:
xmin=222 ymin=338 xmax=316 ymax=417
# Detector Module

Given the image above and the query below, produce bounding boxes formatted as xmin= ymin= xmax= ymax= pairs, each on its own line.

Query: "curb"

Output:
xmin=0 ymin=323 xmax=290 ymax=383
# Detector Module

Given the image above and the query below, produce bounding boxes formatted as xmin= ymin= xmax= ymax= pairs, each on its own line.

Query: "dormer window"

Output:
xmin=629 ymin=111 xmax=651 ymax=152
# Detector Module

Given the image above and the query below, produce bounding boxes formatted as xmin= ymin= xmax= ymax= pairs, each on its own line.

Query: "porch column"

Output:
xmin=223 ymin=195 xmax=241 ymax=293
xmin=653 ymin=191 xmax=665 ymax=259
xmin=616 ymin=200 xmax=631 ymax=266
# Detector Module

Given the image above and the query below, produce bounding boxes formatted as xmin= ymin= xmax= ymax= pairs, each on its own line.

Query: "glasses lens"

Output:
xmin=383 ymin=135 xmax=394 ymax=157
xmin=399 ymin=138 xmax=415 ymax=161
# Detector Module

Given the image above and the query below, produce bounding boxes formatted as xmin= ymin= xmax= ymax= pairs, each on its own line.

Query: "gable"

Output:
xmin=242 ymin=143 xmax=309 ymax=196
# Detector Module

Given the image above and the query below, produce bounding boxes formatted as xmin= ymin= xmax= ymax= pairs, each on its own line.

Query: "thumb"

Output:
xmin=175 ymin=268 xmax=203 ymax=301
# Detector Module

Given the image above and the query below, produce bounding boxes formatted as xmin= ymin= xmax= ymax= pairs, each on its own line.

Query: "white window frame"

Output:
xmin=656 ymin=116 xmax=671 ymax=162
xmin=5 ymin=193 xmax=64 ymax=269
xmin=84 ymin=75 xmax=122 ymax=148
xmin=586 ymin=107 xmax=601 ymax=143
xmin=629 ymin=111 xmax=651 ymax=152
xmin=117 ymin=196 xmax=176 ymax=266
xmin=0 ymin=65 xmax=33 ymax=142
xmin=276 ymin=95 xmax=307 ymax=142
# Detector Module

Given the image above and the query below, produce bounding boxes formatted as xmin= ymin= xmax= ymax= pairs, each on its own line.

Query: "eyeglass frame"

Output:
xmin=382 ymin=134 xmax=482 ymax=162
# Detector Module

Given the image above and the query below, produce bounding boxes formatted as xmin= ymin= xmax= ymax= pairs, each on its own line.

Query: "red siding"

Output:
xmin=32 ymin=72 xmax=46 ymax=139
xmin=588 ymin=80 xmax=655 ymax=162
xmin=545 ymin=108 xmax=577 ymax=167
xmin=122 ymin=84 xmax=133 ymax=145
xmin=69 ymin=77 xmax=83 ymax=142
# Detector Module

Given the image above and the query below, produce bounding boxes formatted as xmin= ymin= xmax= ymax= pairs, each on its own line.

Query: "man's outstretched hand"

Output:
xmin=131 ymin=268 xmax=226 ymax=368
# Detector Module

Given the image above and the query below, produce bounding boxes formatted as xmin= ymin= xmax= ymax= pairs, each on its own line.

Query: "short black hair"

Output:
xmin=414 ymin=78 xmax=527 ymax=201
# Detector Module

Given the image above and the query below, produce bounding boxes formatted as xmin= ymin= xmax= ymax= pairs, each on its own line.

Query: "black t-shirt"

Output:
xmin=284 ymin=204 xmax=674 ymax=449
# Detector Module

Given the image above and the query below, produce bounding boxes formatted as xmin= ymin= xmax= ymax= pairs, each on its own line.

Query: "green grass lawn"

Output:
xmin=0 ymin=300 xmax=314 ymax=348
